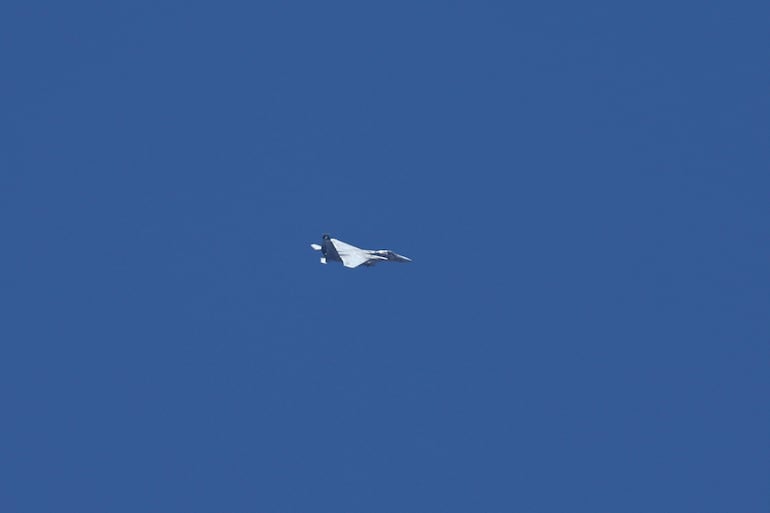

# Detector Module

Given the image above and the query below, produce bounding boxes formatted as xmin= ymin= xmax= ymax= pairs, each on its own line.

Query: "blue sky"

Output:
xmin=1 ymin=1 xmax=768 ymax=512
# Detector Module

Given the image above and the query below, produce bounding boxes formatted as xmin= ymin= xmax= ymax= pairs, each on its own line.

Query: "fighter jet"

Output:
xmin=310 ymin=234 xmax=412 ymax=268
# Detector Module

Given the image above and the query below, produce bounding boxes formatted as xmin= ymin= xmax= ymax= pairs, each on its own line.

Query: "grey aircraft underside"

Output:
xmin=310 ymin=234 xmax=412 ymax=268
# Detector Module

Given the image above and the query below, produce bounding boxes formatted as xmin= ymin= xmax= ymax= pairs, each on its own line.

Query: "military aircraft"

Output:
xmin=310 ymin=234 xmax=412 ymax=268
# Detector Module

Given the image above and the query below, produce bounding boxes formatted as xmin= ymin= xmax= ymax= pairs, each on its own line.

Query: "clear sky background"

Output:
xmin=1 ymin=1 xmax=768 ymax=512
